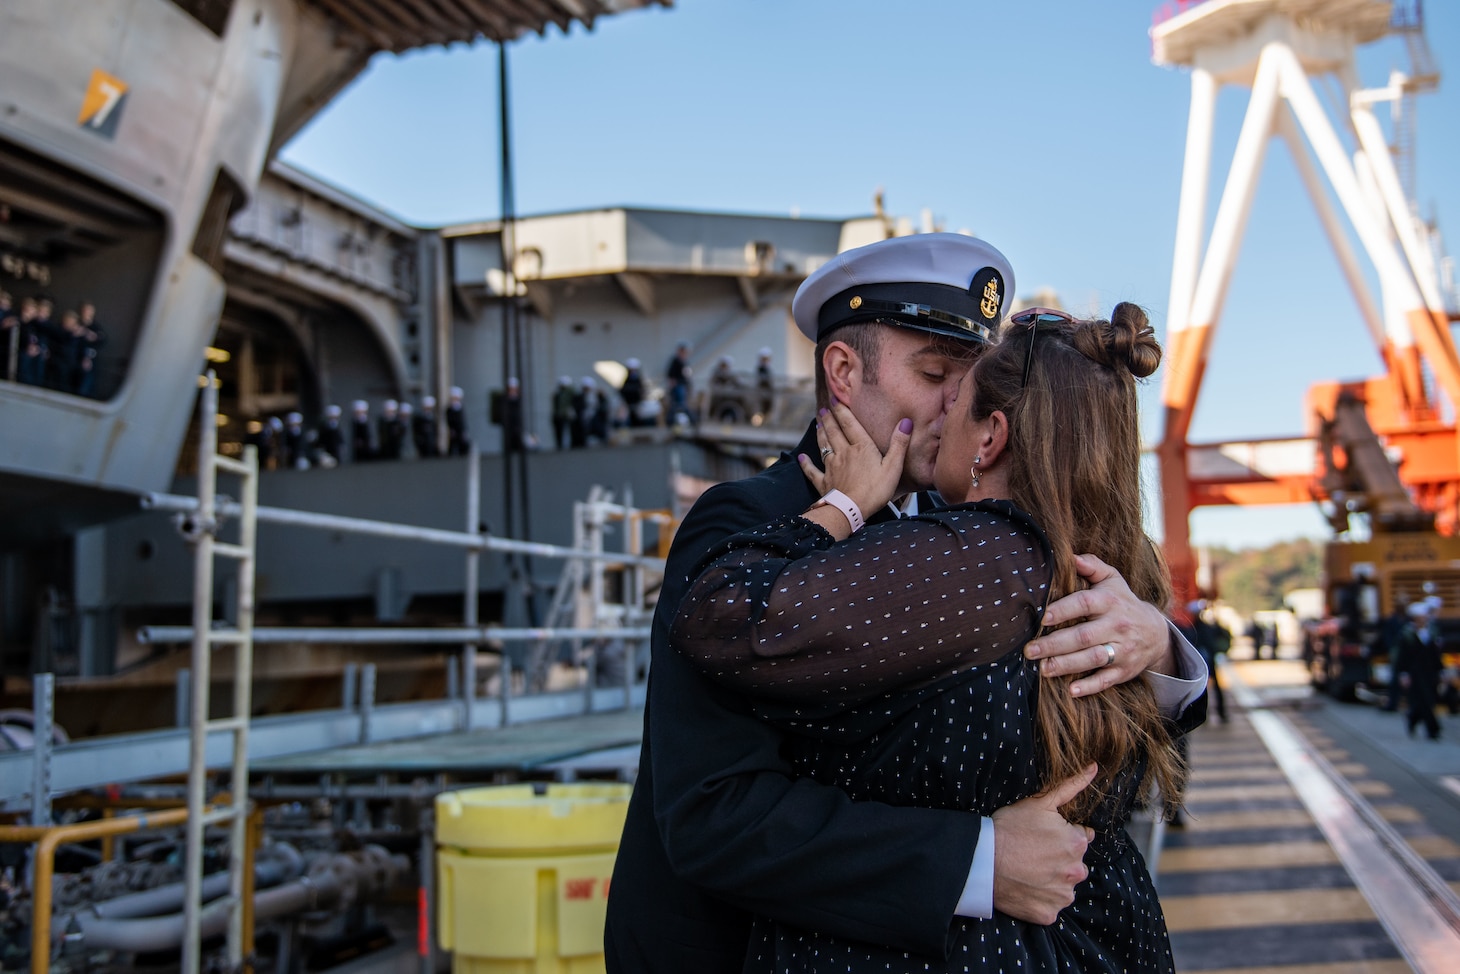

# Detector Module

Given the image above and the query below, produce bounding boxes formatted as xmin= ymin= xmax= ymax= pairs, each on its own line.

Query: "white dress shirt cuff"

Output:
xmin=1150 ymin=622 xmax=1209 ymax=715
xmin=954 ymin=816 xmax=996 ymax=919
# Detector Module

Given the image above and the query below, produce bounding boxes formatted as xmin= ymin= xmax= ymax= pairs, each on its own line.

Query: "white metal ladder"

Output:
xmin=527 ymin=486 xmax=667 ymax=690
xmin=180 ymin=371 xmax=259 ymax=973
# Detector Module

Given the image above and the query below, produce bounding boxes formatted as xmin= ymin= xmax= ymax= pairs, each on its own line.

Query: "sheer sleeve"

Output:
xmin=670 ymin=502 xmax=1052 ymax=707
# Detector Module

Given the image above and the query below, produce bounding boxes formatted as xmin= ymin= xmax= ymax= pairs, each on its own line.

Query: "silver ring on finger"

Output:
xmin=821 ymin=447 xmax=834 ymax=459
xmin=1101 ymin=643 xmax=1116 ymax=667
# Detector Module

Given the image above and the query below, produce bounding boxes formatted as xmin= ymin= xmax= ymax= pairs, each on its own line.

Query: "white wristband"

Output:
xmin=812 ymin=489 xmax=865 ymax=533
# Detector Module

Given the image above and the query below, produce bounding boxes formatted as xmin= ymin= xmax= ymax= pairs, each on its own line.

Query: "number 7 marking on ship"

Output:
xmin=79 ymin=68 xmax=129 ymax=135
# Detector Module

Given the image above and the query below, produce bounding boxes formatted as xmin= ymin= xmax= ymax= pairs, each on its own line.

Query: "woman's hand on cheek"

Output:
xmin=798 ymin=403 xmax=910 ymax=516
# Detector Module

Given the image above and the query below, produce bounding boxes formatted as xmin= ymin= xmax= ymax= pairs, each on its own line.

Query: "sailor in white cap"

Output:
xmin=316 ymin=404 xmax=344 ymax=465
xmin=792 ymin=232 xmax=1012 ymax=347
xmin=445 ymin=385 xmax=470 ymax=455
xmin=493 ymin=376 xmax=526 ymax=453
xmin=350 ymin=400 xmax=374 ymax=462
xmin=605 ymin=231 xmax=1210 ymax=970
xmin=397 ymin=400 xmax=414 ymax=458
xmin=1399 ymin=596 xmax=1445 ymax=739
xmin=283 ymin=411 xmax=307 ymax=469
xmin=261 ymin=415 xmax=283 ymax=470
xmin=377 ymin=399 xmax=402 ymax=460
xmin=414 ymin=395 xmax=439 ymax=458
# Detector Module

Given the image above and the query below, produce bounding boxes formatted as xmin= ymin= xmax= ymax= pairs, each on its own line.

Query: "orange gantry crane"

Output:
xmin=1148 ymin=0 xmax=1460 ymax=607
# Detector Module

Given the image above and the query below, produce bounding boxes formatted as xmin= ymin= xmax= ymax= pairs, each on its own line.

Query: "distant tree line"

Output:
xmin=1206 ymin=539 xmax=1323 ymax=616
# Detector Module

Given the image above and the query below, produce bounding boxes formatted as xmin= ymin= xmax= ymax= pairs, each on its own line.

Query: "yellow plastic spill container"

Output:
xmin=436 ymin=782 xmax=632 ymax=974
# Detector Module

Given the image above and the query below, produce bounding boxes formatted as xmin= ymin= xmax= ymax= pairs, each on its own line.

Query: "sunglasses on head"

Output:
xmin=1008 ymin=307 xmax=1075 ymax=387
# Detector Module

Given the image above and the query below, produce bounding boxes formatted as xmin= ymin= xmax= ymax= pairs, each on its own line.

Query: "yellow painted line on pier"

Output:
xmin=1162 ymin=888 xmax=1376 ymax=931
xmin=1194 ymin=740 xmax=1268 ymax=752
xmin=1180 ymin=807 xmax=1315 ymax=831
xmin=1352 ymin=779 xmax=1394 ymax=798
xmin=1407 ymin=835 xmax=1460 ymax=858
xmin=1193 ymin=750 xmax=1280 ymax=767
xmin=1158 ymin=841 xmax=1338 ymax=873
xmin=1373 ymin=804 xmax=1423 ymax=824
xmin=1186 ymin=782 xmax=1298 ymax=802
xmin=1190 ymin=765 xmax=1285 ymax=782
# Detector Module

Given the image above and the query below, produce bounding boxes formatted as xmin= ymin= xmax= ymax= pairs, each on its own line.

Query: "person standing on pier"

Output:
xmin=552 ymin=376 xmax=577 ymax=450
xmin=349 ymin=401 xmax=374 ymax=462
xmin=414 ymin=395 xmax=439 ymax=458
xmin=446 ymin=386 xmax=471 ymax=455
xmin=1397 ymin=599 xmax=1444 ymax=741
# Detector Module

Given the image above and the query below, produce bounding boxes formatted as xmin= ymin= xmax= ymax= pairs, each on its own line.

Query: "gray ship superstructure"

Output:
xmin=0 ymin=0 xmax=921 ymax=691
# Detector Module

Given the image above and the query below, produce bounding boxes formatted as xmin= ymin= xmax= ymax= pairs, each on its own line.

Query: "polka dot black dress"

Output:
xmin=672 ymin=501 xmax=1176 ymax=974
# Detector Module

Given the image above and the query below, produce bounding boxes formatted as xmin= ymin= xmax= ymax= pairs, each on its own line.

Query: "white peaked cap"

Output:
xmin=792 ymin=232 xmax=1015 ymax=345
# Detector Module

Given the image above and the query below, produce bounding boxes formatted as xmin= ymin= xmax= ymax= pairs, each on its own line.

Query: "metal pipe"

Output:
xmin=184 ymin=374 xmax=221 ymax=974
xmin=244 ymin=806 xmax=263 ymax=964
xmin=141 ymin=492 xmax=666 ymax=568
xmin=63 ymin=871 xmax=337 ymax=954
xmin=431 ymin=235 xmax=451 ymax=458
xmin=31 ymin=673 xmax=53 ymax=825
xmin=94 ymin=870 xmax=234 ymax=919
xmin=139 ymin=625 xmax=650 ymax=644
xmin=53 ymin=847 xmax=408 ymax=954
xmin=90 ymin=846 xmax=298 ymax=919
xmin=463 ymin=445 xmax=481 ymax=730
xmin=417 ymin=806 xmax=436 ymax=974
xmin=228 ymin=445 xmax=260 ymax=969
xmin=0 ymin=805 xmax=195 ymax=974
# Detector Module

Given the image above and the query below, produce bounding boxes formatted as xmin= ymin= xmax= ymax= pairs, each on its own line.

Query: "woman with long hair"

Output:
xmin=670 ymin=303 xmax=1191 ymax=972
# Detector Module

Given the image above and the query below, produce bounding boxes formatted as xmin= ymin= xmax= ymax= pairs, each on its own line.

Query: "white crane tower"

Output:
xmin=1151 ymin=0 xmax=1455 ymax=604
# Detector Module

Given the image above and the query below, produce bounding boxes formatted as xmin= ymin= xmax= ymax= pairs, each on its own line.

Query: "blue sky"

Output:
xmin=280 ymin=0 xmax=1460 ymax=549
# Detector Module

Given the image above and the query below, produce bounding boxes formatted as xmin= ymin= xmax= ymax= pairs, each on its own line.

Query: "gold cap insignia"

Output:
xmin=980 ymin=278 xmax=1000 ymax=320
xmin=850 ymin=296 xmax=863 ymax=310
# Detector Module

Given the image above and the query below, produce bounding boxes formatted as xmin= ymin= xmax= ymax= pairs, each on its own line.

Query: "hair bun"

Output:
xmin=1078 ymin=302 xmax=1161 ymax=379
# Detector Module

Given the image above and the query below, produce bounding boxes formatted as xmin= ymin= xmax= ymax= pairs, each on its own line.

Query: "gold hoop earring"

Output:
xmin=970 ymin=455 xmax=982 ymax=490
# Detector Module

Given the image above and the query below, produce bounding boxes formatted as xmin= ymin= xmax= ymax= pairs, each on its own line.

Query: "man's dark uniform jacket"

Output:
xmin=603 ymin=424 xmax=1206 ymax=973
